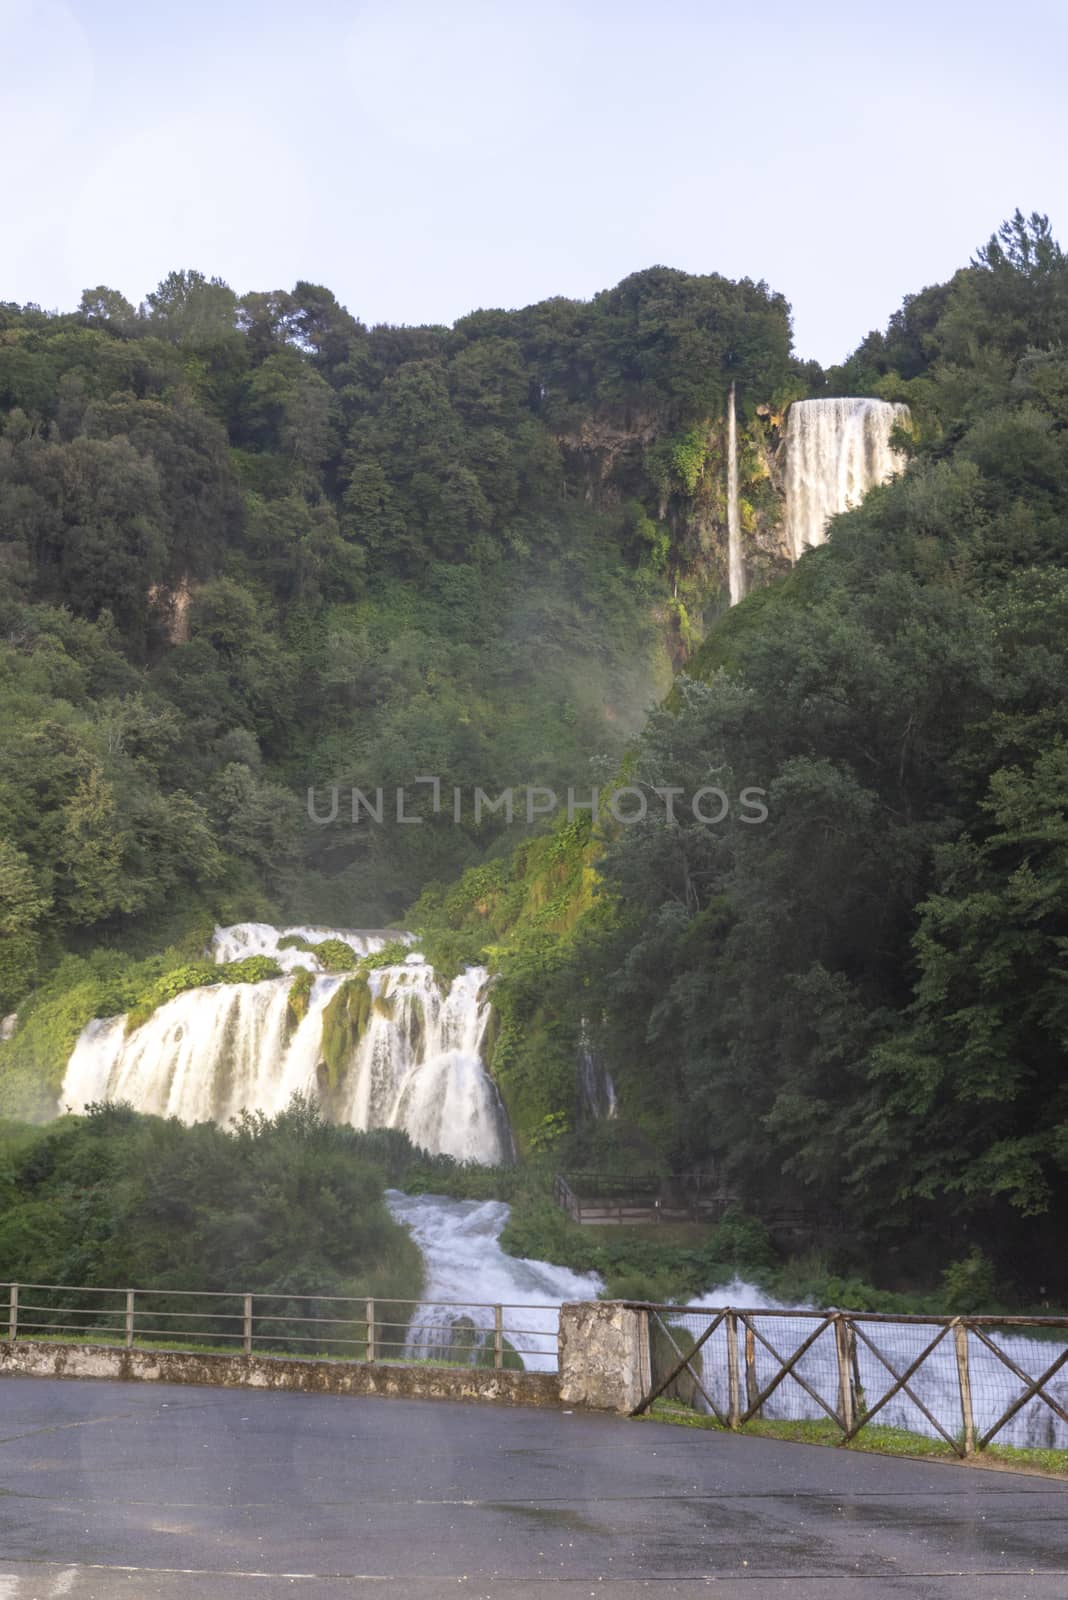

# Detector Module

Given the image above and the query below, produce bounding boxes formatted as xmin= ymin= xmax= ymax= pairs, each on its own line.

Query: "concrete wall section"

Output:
xmin=0 ymin=1340 xmax=560 ymax=1407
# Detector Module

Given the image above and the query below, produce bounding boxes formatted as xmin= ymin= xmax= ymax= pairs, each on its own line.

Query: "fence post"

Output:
xmin=125 ymin=1289 xmax=135 ymax=1349
xmin=744 ymin=1322 xmax=760 ymax=1417
xmin=726 ymin=1311 xmax=741 ymax=1429
xmin=8 ymin=1284 xmax=17 ymax=1341
xmin=494 ymin=1305 xmax=504 ymax=1370
xmin=835 ymin=1314 xmax=854 ymax=1435
xmin=366 ymin=1298 xmax=376 ymax=1362
xmin=953 ymin=1319 xmax=976 ymax=1456
xmin=242 ymin=1294 xmax=253 ymax=1356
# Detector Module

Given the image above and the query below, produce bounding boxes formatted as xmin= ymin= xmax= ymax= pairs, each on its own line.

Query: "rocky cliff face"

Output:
xmin=556 ymin=397 xmax=792 ymax=654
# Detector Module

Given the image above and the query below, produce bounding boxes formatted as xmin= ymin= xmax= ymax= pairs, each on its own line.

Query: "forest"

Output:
xmin=2 ymin=212 xmax=1067 ymax=1302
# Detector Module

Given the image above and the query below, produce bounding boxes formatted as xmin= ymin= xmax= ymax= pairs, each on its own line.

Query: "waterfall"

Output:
xmin=61 ymin=924 xmax=510 ymax=1165
xmin=784 ymin=397 xmax=910 ymax=558
xmin=727 ymin=381 xmax=745 ymax=605
xmin=212 ymin=921 xmax=402 ymax=967
xmin=577 ymin=1018 xmax=617 ymax=1121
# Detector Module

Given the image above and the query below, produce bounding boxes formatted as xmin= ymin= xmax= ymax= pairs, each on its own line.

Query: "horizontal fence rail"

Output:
xmin=0 ymin=1283 xmax=561 ymax=1374
xmin=628 ymin=1304 xmax=1068 ymax=1456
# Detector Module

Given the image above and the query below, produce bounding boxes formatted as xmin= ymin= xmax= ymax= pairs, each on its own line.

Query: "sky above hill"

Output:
xmin=4 ymin=0 xmax=1067 ymax=364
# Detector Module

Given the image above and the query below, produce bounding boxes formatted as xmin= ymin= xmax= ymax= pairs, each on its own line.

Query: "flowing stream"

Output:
xmin=386 ymin=1191 xmax=602 ymax=1373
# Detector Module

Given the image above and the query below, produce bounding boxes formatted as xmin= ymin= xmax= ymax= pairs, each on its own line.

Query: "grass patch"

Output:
xmin=641 ymin=1400 xmax=1068 ymax=1475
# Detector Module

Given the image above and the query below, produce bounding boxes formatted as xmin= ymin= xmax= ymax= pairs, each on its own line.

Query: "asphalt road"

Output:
xmin=0 ymin=1376 xmax=1066 ymax=1599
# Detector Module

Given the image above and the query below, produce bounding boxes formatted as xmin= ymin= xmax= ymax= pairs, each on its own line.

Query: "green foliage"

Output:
xmin=124 ymin=955 xmax=283 ymax=1033
xmin=941 ymin=1249 xmax=1000 ymax=1314
xmin=6 ymin=218 xmax=1068 ymax=1308
xmin=1 ymin=255 xmax=786 ymax=1018
xmin=287 ymin=965 xmax=313 ymax=1027
xmin=305 ymin=937 xmax=359 ymax=972
xmin=527 ymin=1110 xmax=571 ymax=1154
xmin=0 ymin=1095 xmax=422 ymax=1304
xmin=360 ymin=940 xmax=417 ymax=971
xmin=407 ymin=214 xmax=1068 ymax=1302
xmin=568 ymin=218 xmax=1068 ymax=1294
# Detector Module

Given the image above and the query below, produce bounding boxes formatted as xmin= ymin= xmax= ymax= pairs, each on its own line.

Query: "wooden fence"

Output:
xmin=553 ymin=1172 xmax=727 ymax=1225
xmin=630 ymin=1302 xmax=1068 ymax=1456
xmin=0 ymin=1282 xmax=561 ymax=1372
xmin=553 ymin=1174 xmax=839 ymax=1235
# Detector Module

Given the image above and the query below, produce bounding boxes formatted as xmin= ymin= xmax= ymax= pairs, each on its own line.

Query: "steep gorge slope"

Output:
xmin=411 ymin=213 xmax=1068 ymax=1297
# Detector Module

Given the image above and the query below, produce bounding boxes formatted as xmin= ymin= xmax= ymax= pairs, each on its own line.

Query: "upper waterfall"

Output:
xmin=61 ymin=924 xmax=511 ymax=1165
xmin=784 ymin=397 xmax=910 ymax=558
xmin=727 ymin=381 xmax=745 ymax=605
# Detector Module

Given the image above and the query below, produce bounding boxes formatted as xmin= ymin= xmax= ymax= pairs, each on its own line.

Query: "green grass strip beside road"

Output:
xmin=642 ymin=1399 xmax=1068 ymax=1478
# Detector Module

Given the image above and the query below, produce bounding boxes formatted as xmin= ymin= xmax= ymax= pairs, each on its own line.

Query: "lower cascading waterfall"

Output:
xmin=682 ymin=1280 xmax=1068 ymax=1450
xmin=61 ymin=924 xmax=510 ymax=1165
xmin=784 ymin=396 xmax=910 ymax=558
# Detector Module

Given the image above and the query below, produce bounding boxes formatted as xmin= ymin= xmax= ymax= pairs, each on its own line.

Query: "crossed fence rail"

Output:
xmin=630 ymin=1304 xmax=1068 ymax=1456
xmin=0 ymin=1282 xmax=560 ymax=1372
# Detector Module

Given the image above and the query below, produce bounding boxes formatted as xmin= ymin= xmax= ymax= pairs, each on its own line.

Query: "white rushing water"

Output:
xmin=686 ymin=1278 xmax=1068 ymax=1450
xmin=386 ymin=1190 xmax=603 ymax=1373
xmin=726 ymin=381 xmax=745 ymax=606
xmin=61 ymin=924 xmax=510 ymax=1164
xmin=784 ymin=397 xmax=910 ymax=558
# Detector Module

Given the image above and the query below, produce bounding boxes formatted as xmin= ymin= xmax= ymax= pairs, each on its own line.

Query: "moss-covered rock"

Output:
xmin=124 ymin=955 xmax=284 ymax=1034
xmin=320 ymin=973 xmax=373 ymax=1092
xmin=287 ymin=966 xmax=313 ymax=1030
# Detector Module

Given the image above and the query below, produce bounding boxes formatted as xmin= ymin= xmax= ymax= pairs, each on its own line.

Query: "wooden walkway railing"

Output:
xmin=553 ymin=1175 xmax=839 ymax=1233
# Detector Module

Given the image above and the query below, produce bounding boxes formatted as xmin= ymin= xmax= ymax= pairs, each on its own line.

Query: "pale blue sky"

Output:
xmin=4 ymin=0 xmax=1066 ymax=363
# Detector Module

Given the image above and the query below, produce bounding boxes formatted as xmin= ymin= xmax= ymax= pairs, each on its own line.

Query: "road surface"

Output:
xmin=1 ymin=1375 xmax=1065 ymax=1597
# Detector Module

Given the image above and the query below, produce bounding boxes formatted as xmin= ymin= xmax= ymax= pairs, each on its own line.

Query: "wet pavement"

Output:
xmin=0 ymin=1375 xmax=1066 ymax=1597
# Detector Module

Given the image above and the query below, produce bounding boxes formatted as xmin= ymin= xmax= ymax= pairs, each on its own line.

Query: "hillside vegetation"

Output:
xmin=414 ymin=213 xmax=1068 ymax=1298
xmin=3 ymin=214 xmax=1067 ymax=1304
xmin=0 ymin=264 xmax=797 ymax=1039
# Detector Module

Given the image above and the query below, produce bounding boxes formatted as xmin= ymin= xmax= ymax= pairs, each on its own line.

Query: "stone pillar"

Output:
xmin=558 ymin=1301 xmax=651 ymax=1414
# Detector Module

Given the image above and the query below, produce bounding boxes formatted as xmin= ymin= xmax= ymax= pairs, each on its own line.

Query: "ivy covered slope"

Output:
xmin=414 ymin=214 xmax=1068 ymax=1298
xmin=0 ymin=263 xmax=800 ymax=1096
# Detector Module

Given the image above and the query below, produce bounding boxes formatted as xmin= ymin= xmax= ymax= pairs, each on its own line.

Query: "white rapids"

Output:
xmin=61 ymin=923 xmax=510 ymax=1164
xmin=386 ymin=1190 xmax=603 ymax=1373
xmin=684 ymin=1279 xmax=1068 ymax=1450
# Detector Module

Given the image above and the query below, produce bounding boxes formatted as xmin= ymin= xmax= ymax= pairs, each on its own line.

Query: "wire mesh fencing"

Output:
xmin=633 ymin=1305 xmax=1068 ymax=1455
xmin=1 ymin=1283 xmax=560 ymax=1373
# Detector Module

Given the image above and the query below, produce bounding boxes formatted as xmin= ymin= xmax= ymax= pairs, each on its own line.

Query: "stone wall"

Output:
xmin=557 ymin=1301 xmax=650 ymax=1413
xmin=0 ymin=1340 xmax=560 ymax=1407
xmin=2 ymin=1301 xmax=649 ymax=1414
